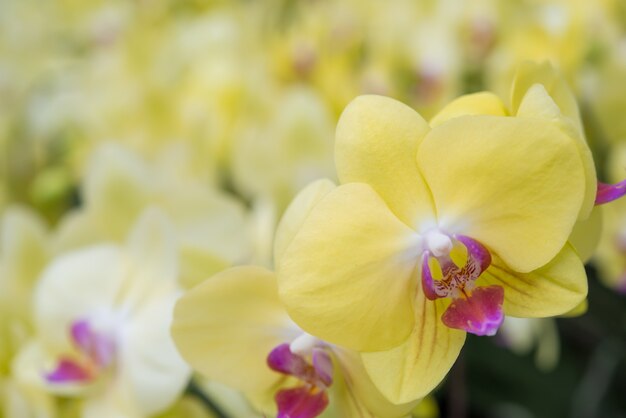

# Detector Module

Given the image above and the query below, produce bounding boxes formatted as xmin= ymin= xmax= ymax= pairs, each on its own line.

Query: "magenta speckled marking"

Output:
xmin=421 ymin=235 xmax=492 ymax=301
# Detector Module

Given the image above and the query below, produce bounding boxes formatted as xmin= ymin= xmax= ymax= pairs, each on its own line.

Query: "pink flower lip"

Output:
xmin=441 ymin=285 xmax=505 ymax=336
xmin=45 ymin=358 xmax=93 ymax=383
xmin=421 ymin=234 xmax=505 ymax=336
xmin=44 ymin=318 xmax=117 ymax=384
xmin=267 ymin=343 xmax=334 ymax=418
xmin=276 ymin=386 xmax=329 ymax=418
xmin=422 ymin=234 xmax=492 ymax=301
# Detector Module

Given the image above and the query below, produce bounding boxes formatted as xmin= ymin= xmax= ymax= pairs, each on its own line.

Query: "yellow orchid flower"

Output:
xmin=172 ymin=179 xmax=420 ymax=418
xmin=15 ymin=208 xmax=190 ymax=417
xmin=277 ymin=94 xmax=588 ymax=403
xmin=172 ymin=266 xmax=419 ymax=418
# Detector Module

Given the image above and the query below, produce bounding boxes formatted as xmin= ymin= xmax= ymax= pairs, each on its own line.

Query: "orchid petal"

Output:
xmin=45 ymin=358 xmax=92 ymax=383
xmin=596 ymin=180 xmax=626 ymax=205
xmin=70 ymin=320 xmax=115 ymax=368
xmin=419 ymin=115 xmax=585 ymax=273
xmin=126 ymin=207 xmax=177 ymax=276
xmin=594 ymin=201 xmax=626 ymax=291
xmin=335 ymin=95 xmax=435 ymax=228
xmin=121 ymin=208 xmax=182 ymax=318
xmin=441 ymin=285 xmax=504 ymax=336
xmin=515 ymin=82 xmax=597 ymax=220
xmin=331 ymin=348 xmax=420 ymax=418
xmin=267 ymin=344 xmax=313 ymax=382
xmin=83 ymin=144 xmax=152 ymax=241
xmin=480 ymin=243 xmax=587 ymax=318
xmin=455 ymin=235 xmax=492 ymax=272
xmin=34 ymin=246 xmax=126 ymax=353
xmin=274 ymin=179 xmax=336 ymax=267
xmin=312 ymin=348 xmax=333 ymax=387
xmin=430 ymin=92 xmax=508 ymax=127
xmin=275 ymin=387 xmax=328 ymax=418
xmin=569 ymin=206 xmax=603 ymax=263
xmin=361 ymin=292 xmax=465 ymax=404
xmin=278 ymin=183 xmax=420 ymax=352
xmin=421 ymin=252 xmax=440 ymax=300
xmin=511 ymin=61 xmax=583 ymax=134
xmin=119 ymin=292 xmax=190 ymax=416
xmin=172 ymin=266 xmax=297 ymax=395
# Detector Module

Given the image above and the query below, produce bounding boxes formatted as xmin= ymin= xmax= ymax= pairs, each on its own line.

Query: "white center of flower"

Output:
xmin=289 ymin=332 xmax=320 ymax=356
xmin=425 ymin=231 xmax=453 ymax=257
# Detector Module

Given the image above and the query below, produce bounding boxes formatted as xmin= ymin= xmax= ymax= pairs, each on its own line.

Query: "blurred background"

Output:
xmin=1 ymin=0 xmax=626 ymax=417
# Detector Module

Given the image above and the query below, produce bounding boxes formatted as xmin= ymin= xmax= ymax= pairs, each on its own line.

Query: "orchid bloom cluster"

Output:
xmin=171 ymin=62 xmax=626 ymax=418
xmin=2 ymin=1 xmax=626 ymax=418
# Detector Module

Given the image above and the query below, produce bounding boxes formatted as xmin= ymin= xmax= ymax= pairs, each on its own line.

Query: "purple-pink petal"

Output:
xmin=595 ymin=180 xmax=626 ymax=205
xmin=267 ymin=344 xmax=313 ymax=381
xmin=311 ymin=348 xmax=333 ymax=387
xmin=70 ymin=319 xmax=116 ymax=368
xmin=421 ymin=252 xmax=440 ymax=300
xmin=45 ymin=358 xmax=92 ymax=383
xmin=70 ymin=320 xmax=92 ymax=352
xmin=441 ymin=285 xmax=504 ymax=336
xmin=276 ymin=386 xmax=329 ymax=418
xmin=455 ymin=234 xmax=492 ymax=272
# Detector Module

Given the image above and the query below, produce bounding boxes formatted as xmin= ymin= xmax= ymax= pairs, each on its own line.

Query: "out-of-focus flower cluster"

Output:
xmin=1 ymin=1 xmax=626 ymax=417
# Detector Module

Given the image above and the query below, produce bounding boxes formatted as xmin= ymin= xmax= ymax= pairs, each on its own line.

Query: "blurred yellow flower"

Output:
xmin=16 ymin=208 xmax=190 ymax=418
xmin=55 ymin=143 xmax=250 ymax=288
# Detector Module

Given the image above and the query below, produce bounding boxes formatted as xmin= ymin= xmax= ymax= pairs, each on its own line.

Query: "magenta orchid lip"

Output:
xmin=267 ymin=343 xmax=334 ymax=418
xmin=45 ymin=319 xmax=116 ymax=384
xmin=421 ymin=234 xmax=504 ymax=336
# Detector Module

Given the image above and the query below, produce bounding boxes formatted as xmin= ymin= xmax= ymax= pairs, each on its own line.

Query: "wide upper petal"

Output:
xmin=418 ymin=115 xmax=585 ymax=273
xmin=278 ymin=183 xmax=420 ymax=352
xmin=171 ymin=266 xmax=298 ymax=395
xmin=480 ymin=243 xmax=587 ymax=318
xmin=335 ymin=95 xmax=435 ymax=228
xmin=361 ymin=294 xmax=465 ymax=404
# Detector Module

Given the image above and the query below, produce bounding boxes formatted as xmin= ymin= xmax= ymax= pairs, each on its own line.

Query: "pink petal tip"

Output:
xmin=442 ymin=285 xmax=504 ymax=336
xmin=276 ymin=386 xmax=329 ymax=418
